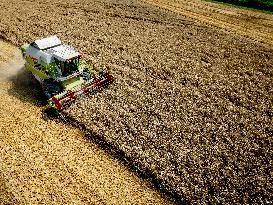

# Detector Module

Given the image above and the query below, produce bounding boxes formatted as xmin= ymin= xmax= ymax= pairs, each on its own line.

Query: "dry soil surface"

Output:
xmin=0 ymin=40 xmax=174 ymax=204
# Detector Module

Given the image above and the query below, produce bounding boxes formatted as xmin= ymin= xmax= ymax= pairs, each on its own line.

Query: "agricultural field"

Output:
xmin=0 ymin=0 xmax=273 ymax=204
xmin=0 ymin=41 xmax=174 ymax=204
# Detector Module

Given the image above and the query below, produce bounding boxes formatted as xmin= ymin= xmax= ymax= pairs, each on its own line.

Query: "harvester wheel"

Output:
xmin=81 ymin=69 xmax=91 ymax=81
xmin=43 ymin=80 xmax=62 ymax=99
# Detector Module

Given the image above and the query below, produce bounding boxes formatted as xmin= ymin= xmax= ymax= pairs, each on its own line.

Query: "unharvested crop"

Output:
xmin=0 ymin=0 xmax=272 ymax=204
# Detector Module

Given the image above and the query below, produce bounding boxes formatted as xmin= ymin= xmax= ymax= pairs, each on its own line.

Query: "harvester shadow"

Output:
xmin=7 ymin=68 xmax=47 ymax=107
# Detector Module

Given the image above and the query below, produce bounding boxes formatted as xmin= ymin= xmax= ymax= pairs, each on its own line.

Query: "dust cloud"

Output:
xmin=0 ymin=40 xmax=24 ymax=81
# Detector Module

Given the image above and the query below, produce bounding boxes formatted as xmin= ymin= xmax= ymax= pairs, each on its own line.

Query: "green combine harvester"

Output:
xmin=21 ymin=36 xmax=113 ymax=110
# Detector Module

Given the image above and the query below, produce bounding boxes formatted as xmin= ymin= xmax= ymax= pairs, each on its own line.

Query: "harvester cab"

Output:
xmin=21 ymin=36 xmax=113 ymax=110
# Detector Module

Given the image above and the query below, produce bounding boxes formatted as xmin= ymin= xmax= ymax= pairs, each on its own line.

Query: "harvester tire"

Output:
xmin=43 ymin=80 xmax=62 ymax=99
xmin=81 ymin=69 xmax=91 ymax=81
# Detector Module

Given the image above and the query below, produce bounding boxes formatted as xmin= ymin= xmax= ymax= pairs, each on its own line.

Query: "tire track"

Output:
xmin=142 ymin=0 xmax=273 ymax=47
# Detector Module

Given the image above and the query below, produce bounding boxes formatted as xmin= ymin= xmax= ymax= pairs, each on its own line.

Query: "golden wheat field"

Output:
xmin=0 ymin=0 xmax=272 ymax=204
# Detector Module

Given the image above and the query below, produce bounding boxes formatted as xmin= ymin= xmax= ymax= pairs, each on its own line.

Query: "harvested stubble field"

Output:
xmin=0 ymin=0 xmax=273 ymax=204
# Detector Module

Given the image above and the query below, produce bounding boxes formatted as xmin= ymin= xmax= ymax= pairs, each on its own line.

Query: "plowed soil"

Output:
xmin=0 ymin=0 xmax=272 ymax=204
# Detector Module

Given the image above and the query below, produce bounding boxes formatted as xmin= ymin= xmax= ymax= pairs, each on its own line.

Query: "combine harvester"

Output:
xmin=21 ymin=36 xmax=113 ymax=111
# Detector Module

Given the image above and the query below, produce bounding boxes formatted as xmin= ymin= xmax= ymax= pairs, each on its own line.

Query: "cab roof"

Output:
xmin=45 ymin=44 xmax=80 ymax=61
xmin=29 ymin=36 xmax=80 ymax=61
xmin=32 ymin=36 xmax=62 ymax=50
